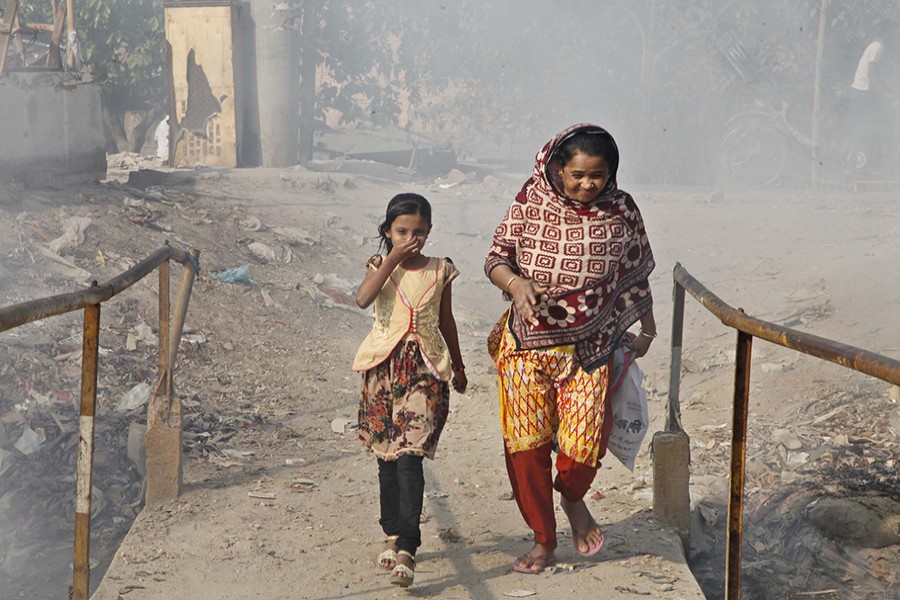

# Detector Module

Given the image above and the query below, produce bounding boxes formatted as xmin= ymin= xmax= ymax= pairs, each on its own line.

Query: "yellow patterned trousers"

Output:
xmin=488 ymin=314 xmax=610 ymax=467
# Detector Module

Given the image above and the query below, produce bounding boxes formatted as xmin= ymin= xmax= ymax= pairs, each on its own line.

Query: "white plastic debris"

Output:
xmin=14 ymin=427 xmax=43 ymax=455
xmin=331 ymin=418 xmax=357 ymax=434
xmin=116 ymin=382 xmax=152 ymax=412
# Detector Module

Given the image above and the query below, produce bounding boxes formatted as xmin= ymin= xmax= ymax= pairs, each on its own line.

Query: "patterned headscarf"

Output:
xmin=485 ymin=123 xmax=654 ymax=371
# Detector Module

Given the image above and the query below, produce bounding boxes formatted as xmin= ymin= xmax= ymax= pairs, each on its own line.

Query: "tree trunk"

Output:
xmin=101 ymin=105 xmax=129 ymax=153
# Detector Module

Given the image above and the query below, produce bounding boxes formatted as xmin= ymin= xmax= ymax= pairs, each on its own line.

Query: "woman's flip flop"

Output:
xmin=577 ymin=531 xmax=605 ymax=557
xmin=511 ymin=552 xmax=555 ymax=574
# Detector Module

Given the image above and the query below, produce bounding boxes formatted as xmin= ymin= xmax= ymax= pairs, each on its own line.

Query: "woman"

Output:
xmin=485 ymin=123 xmax=656 ymax=573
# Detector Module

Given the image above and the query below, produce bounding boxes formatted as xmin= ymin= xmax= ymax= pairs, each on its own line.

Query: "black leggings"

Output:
xmin=378 ymin=455 xmax=424 ymax=556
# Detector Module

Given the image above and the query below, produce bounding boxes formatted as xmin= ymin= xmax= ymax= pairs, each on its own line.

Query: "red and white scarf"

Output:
xmin=484 ymin=124 xmax=655 ymax=371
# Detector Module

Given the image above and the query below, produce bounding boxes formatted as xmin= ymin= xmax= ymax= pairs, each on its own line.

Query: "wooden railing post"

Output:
xmin=145 ymin=248 xmax=199 ymax=504
xmin=159 ymin=256 xmax=170 ymax=378
xmin=71 ymin=293 xmax=100 ymax=600
xmin=725 ymin=328 xmax=753 ymax=600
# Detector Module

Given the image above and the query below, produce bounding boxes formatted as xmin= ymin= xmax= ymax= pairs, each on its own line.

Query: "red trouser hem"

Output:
xmin=504 ymin=444 xmax=598 ymax=551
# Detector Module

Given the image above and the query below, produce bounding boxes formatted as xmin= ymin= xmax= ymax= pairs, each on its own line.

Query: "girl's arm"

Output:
xmin=355 ymin=259 xmax=397 ymax=309
xmin=438 ymin=284 xmax=467 ymax=393
xmin=355 ymin=238 xmax=421 ymax=308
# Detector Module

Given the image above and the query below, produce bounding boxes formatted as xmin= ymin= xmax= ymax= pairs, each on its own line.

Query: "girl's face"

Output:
xmin=559 ymin=152 xmax=610 ymax=204
xmin=386 ymin=213 xmax=431 ymax=253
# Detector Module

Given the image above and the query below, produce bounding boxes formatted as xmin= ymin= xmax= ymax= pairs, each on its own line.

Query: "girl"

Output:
xmin=352 ymin=193 xmax=467 ymax=588
xmin=484 ymin=124 xmax=656 ymax=573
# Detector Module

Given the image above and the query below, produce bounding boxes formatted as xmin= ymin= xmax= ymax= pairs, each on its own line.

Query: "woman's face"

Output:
xmin=559 ymin=152 xmax=610 ymax=203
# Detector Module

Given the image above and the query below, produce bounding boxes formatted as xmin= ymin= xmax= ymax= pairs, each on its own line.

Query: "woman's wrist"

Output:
xmin=452 ymin=363 xmax=466 ymax=374
xmin=504 ymin=275 xmax=520 ymax=293
xmin=639 ymin=329 xmax=657 ymax=339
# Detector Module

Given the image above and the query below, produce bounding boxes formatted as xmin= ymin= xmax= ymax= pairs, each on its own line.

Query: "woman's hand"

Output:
xmin=508 ymin=277 xmax=548 ymax=324
xmin=452 ymin=371 xmax=467 ymax=393
xmin=624 ymin=333 xmax=654 ymax=358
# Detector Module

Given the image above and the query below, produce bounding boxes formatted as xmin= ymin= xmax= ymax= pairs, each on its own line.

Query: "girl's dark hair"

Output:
xmin=378 ymin=193 xmax=432 ymax=252
xmin=554 ymin=130 xmax=620 ymax=181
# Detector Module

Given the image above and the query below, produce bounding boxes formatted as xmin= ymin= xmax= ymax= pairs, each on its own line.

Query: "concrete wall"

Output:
xmin=0 ymin=71 xmax=106 ymax=186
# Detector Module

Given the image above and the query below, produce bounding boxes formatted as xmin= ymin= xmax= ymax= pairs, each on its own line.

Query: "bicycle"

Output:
xmin=714 ymin=29 xmax=900 ymax=188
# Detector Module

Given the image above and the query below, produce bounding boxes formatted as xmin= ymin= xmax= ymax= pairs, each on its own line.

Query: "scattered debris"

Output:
xmin=246 ymin=241 xmax=290 ymax=264
xmin=116 ymin=383 xmax=152 ymax=413
xmin=272 ymin=226 xmax=319 ymax=246
xmin=248 ymin=491 xmax=276 ymax=500
xmin=211 ymin=264 xmax=251 ymax=284
xmin=14 ymin=426 xmax=44 ymax=455
xmin=48 ymin=216 xmax=92 ymax=253
xmin=330 ymin=418 xmax=357 ymax=435
xmin=503 ymin=589 xmax=537 ymax=597
xmin=312 ymin=273 xmax=357 ymax=308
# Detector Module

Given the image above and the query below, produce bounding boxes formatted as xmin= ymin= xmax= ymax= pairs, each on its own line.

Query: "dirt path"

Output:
xmin=0 ymin=163 xmax=897 ymax=599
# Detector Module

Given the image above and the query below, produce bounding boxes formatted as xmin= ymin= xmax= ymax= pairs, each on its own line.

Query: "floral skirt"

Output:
xmin=488 ymin=312 xmax=611 ymax=467
xmin=358 ymin=340 xmax=450 ymax=460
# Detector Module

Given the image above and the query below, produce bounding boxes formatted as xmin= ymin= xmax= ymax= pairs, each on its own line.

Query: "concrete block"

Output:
xmin=0 ymin=71 xmax=106 ymax=187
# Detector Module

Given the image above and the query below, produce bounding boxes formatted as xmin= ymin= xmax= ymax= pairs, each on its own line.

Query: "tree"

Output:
xmin=20 ymin=0 xmax=166 ymax=153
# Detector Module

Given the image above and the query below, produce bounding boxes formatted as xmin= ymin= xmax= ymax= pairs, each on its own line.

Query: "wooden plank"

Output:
xmin=0 ymin=20 xmax=53 ymax=32
xmin=46 ymin=1 xmax=66 ymax=69
xmin=166 ymin=5 xmax=238 ymax=168
xmin=0 ymin=0 xmax=21 ymax=74
xmin=8 ymin=2 xmax=25 ymax=66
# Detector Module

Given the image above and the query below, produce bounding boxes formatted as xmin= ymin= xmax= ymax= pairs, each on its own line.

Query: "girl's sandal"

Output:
xmin=390 ymin=550 xmax=415 ymax=587
xmin=377 ymin=535 xmax=399 ymax=570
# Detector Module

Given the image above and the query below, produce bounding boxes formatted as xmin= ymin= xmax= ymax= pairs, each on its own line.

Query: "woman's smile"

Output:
xmin=559 ymin=153 xmax=610 ymax=203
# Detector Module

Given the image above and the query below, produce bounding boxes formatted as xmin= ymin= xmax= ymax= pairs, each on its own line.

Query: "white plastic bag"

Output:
xmin=607 ymin=359 xmax=649 ymax=471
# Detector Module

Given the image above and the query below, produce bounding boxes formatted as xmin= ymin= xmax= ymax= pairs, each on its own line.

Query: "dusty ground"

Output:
xmin=0 ymin=153 xmax=898 ymax=599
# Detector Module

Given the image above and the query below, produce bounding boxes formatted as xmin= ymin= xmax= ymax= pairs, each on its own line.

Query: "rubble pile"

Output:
xmin=688 ymin=383 xmax=900 ymax=599
xmin=0 ymin=171 xmax=338 ymax=596
xmin=0 ymin=406 xmax=144 ymax=593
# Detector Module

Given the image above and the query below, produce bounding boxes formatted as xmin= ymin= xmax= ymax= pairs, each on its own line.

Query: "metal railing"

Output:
xmin=0 ymin=243 xmax=200 ymax=600
xmin=666 ymin=263 xmax=900 ymax=600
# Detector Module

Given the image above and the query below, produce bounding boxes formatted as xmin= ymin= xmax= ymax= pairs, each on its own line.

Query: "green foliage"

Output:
xmin=19 ymin=0 xmax=165 ymax=110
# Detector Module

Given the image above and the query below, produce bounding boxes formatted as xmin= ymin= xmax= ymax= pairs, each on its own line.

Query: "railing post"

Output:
xmin=652 ymin=268 xmax=691 ymax=540
xmin=667 ymin=279 xmax=686 ymax=430
xmin=159 ymin=255 xmax=170 ymax=377
xmin=145 ymin=248 xmax=199 ymax=504
xmin=71 ymin=294 xmax=100 ymax=600
xmin=726 ymin=328 xmax=753 ymax=600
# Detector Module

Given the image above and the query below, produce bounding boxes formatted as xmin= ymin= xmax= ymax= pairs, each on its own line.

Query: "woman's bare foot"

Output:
xmin=511 ymin=543 xmax=556 ymax=574
xmin=560 ymin=496 xmax=605 ymax=557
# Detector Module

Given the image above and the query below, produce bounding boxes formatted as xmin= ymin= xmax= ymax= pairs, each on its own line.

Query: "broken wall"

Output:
xmin=165 ymin=1 xmax=252 ymax=168
xmin=0 ymin=72 xmax=106 ymax=187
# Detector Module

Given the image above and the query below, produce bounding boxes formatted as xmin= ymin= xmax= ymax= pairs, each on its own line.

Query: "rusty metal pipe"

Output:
xmin=0 ymin=246 xmax=195 ymax=333
xmin=71 ymin=299 xmax=100 ymax=600
xmin=674 ymin=264 xmax=900 ymax=386
xmin=725 ymin=329 xmax=753 ymax=600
